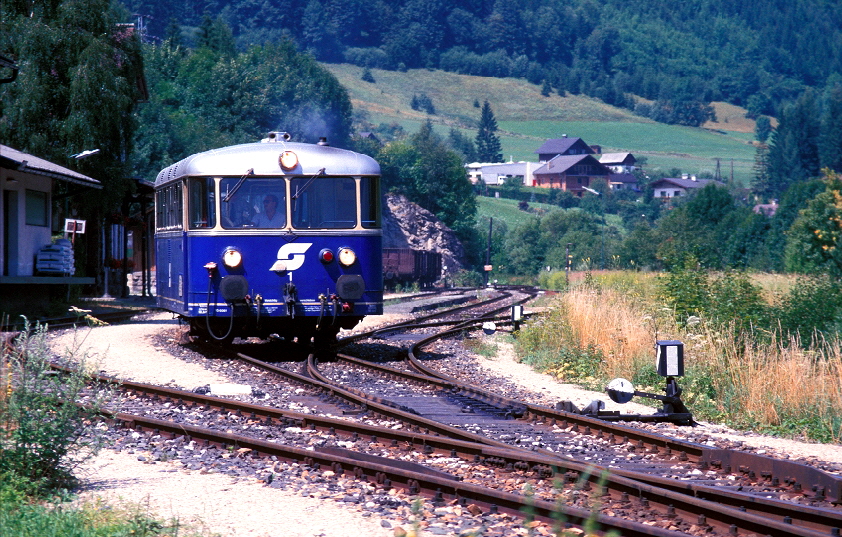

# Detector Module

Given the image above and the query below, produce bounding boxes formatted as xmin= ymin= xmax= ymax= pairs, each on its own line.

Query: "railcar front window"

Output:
xmin=188 ymin=178 xmax=216 ymax=229
xmin=291 ymin=177 xmax=356 ymax=229
xmin=360 ymin=176 xmax=381 ymax=229
xmin=220 ymin=177 xmax=286 ymax=229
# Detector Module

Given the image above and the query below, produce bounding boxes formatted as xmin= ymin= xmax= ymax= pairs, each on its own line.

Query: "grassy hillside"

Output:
xmin=476 ymin=196 xmax=559 ymax=228
xmin=325 ymin=64 xmax=760 ymax=186
xmin=476 ymin=196 xmax=625 ymax=234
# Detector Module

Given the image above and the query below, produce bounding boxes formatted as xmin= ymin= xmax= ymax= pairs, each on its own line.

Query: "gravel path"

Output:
xmin=49 ymin=310 xmax=842 ymax=537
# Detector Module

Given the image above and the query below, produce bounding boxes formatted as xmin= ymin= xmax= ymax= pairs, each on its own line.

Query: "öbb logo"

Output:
xmin=273 ymin=243 xmax=312 ymax=271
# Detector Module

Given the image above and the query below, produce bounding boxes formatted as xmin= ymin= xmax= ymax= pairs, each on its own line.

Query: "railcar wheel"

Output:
xmin=189 ymin=319 xmax=235 ymax=345
xmin=313 ymin=326 xmax=340 ymax=351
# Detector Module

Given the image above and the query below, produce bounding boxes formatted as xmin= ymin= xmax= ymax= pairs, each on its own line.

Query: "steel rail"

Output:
xmin=405 ymin=321 xmax=842 ymax=507
xmin=101 ymin=407 xmax=834 ymax=537
xmin=87 ymin=368 xmax=842 ymax=535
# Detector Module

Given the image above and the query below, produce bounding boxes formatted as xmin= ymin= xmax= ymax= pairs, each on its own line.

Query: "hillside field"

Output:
xmin=324 ymin=64 xmax=760 ymax=186
xmin=476 ymin=195 xmax=624 ymax=234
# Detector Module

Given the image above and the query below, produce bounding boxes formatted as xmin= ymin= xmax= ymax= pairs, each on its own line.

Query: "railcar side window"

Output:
xmin=291 ymin=177 xmax=356 ymax=229
xmin=360 ymin=176 xmax=381 ymax=229
xmin=155 ymin=183 xmax=183 ymax=231
xmin=220 ymin=177 xmax=286 ymax=229
xmin=188 ymin=177 xmax=216 ymax=229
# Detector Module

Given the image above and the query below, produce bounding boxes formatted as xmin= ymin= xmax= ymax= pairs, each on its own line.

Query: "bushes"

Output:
xmin=0 ymin=321 xmax=109 ymax=495
xmin=517 ymin=273 xmax=842 ymax=441
xmin=660 ymin=261 xmax=842 ymax=343
xmin=773 ymin=276 xmax=842 ymax=341
xmin=658 ymin=260 xmax=769 ymax=331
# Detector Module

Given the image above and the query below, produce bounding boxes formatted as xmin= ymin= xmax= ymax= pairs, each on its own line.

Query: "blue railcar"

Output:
xmin=154 ymin=132 xmax=382 ymax=345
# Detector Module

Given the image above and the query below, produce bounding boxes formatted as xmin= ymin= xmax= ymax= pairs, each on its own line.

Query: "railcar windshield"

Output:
xmin=220 ymin=177 xmax=286 ymax=229
xmin=291 ymin=176 xmax=356 ymax=229
xmin=188 ymin=178 xmax=216 ymax=229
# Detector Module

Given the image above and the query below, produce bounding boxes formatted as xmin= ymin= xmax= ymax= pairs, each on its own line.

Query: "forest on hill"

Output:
xmin=4 ymin=0 xmax=842 ymax=301
xmin=124 ymin=0 xmax=842 ymax=125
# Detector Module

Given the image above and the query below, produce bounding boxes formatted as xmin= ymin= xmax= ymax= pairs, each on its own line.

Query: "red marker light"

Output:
xmin=319 ymin=249 xmax=334 ymax=263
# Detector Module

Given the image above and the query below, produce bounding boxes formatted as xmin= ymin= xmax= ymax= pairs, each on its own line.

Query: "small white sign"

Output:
xmin=64 ymin=219 xmax=86 ymax=233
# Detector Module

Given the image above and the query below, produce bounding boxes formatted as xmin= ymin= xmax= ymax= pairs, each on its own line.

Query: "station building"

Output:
xmin=0 ymin=144 xmax=101 ymax=313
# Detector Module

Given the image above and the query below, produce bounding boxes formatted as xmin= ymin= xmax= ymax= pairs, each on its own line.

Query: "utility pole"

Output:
xmin=565 ymin=243 xmax=572 ymax=286
xmin=483 ymin=217 xmax=492 ymax=287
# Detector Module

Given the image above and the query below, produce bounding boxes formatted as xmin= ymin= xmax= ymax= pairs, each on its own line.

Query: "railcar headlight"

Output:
xmin=337 ymin=247 xmax=356 ymax=267
xmin=223 ymin=248 xmax=242 ymax=268
xmin=279 ymin=151 xmax=298 ymax=170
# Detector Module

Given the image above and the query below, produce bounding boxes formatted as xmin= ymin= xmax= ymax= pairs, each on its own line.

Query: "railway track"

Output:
xmin=85 ymin=361 xmax=842 ymax=537
xmin=67 ymin=287 xmax=842 ymax=536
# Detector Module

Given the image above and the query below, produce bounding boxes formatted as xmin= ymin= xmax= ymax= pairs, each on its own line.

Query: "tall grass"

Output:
xmin=518 ymin=273 xmax=842 ymax=442
xmin=0 ymin=319 xmax=204 ymax=536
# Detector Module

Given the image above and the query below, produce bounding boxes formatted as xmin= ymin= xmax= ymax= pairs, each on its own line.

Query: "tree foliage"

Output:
xmin=0 ymin=0 xmax=144 ymax=209
xmin=475 ymin=100 xmax=502 ymax=163
xmin=132 ymin=39 xmax=353 ymax=179
xmin=784 ymin=169 xmax=842 ymax=277
xmin=122 ymin=0 xmax=842 ymax=126
xmin=378 ymin=121 xmax=477 ymax=244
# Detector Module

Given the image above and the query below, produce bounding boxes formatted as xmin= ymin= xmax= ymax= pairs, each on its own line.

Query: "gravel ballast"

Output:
xmin=49 ymin=310 xmax=842 ymax=537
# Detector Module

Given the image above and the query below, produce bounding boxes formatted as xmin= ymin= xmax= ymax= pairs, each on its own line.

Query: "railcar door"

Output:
xmin=155 ymin=181 xmax=186 ymax=312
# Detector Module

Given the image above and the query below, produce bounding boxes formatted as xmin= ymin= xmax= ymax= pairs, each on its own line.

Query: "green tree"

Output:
xmin=755 ymin=115 xmax=772 ymax=143
xmin=767 ymin=90 xmax=821 ymax=197
xmin=447 ymin=127 xmax=477 ymax=163
xmin=750 ymin=143 xmax=771 ymax=198
xmin=379 ymin=121 xmax=477 ymax=244
xmin=504 ymin=216 xmax=544 ymax=275
xmin=541 ymin=79 xmax=551 ymax=96
xmin=475 ymin=100 xmax=502 ymax=162
xmin=132 ymin=40 xmax=353 ymax=179
xmin=763 ymin=178 xmax=826 ymax=271
xmin=0 ymin=0 xmax=143 ymax=209
xmin=197 ymin=13 xmax=236 ymax=56
xmin=819 ymin=82 xmax=842 ymax=172
xmin=784 ymin=169 xmax=842 ymax=276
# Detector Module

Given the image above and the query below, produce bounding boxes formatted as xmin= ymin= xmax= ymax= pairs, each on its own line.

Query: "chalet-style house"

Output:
xmin=651 ymin=175 xmax=724 ymax=199
xmin=468 ymin=135 xmax=639 ymax=194
xmin=532 ymin=136 xmax=614 ymax=195
xmin=753 ymin=200 xmax=778 ymax=217
xmin=533 ymin=154 xmax=612 ymax=193
xmin=599 ymin=152 xmax=637 ymax=173
xmin=535 ymin=136 xmax=599 ymax=161
xmin=607 ymin=173 xmax=639 ymax=191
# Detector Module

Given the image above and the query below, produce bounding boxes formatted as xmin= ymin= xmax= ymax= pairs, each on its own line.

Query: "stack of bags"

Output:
xmin=35 ymin=239 xmax=74 ymax=275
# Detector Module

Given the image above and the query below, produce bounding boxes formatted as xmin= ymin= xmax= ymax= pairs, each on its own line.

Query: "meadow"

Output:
xmin=324 ymin=64 xmax=759 ymax=186
xmin=517 ymin=271 xmax=842 ymax=443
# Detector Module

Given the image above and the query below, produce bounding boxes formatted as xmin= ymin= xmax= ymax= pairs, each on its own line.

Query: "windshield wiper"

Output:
xmin=223 ymin=168 xmax=254 ymax=202
xmin=291 ymin=168 xmax=325 ymax=200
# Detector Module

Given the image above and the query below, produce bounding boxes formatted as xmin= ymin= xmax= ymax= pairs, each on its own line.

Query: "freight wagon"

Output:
xmin=383 ymin=248 xmax=441 ymax=288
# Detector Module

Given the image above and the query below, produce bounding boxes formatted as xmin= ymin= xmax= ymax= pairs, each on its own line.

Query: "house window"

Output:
xmin=25 ymin=189 xmax=48 ymax=227
xmin=674 ymin=190 xmax=682 ymax=197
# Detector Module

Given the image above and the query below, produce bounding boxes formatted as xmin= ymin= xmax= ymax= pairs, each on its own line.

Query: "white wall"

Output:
xmin=1 ymin=169 xmax=52 ymax=276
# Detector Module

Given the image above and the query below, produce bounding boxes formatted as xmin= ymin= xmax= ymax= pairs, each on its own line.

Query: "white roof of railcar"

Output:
xmin=154 ymin=141 xmax=380 ymax=187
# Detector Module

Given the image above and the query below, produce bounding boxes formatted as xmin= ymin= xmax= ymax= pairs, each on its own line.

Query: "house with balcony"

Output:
xmin=651 ymin=175 xmax=724 ymax=199
xmin=532 ymin=154 xmax=612 ymax=194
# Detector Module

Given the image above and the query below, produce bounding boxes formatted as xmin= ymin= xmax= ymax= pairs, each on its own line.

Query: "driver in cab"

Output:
xmin=252 ymin=194 xmax=284 ymax=228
